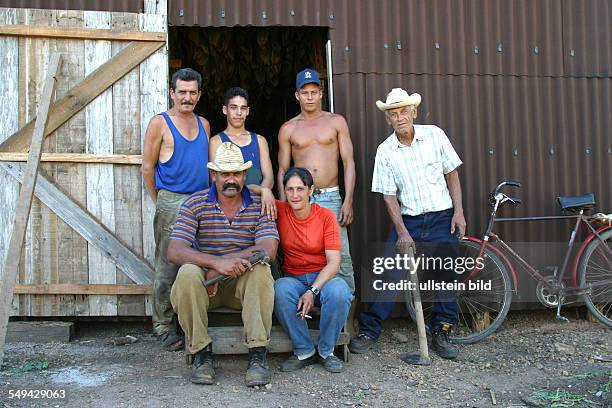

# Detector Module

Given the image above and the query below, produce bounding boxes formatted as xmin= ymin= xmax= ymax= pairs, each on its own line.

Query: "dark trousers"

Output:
xmin=358 ymin=208 xmax=459 ymax=338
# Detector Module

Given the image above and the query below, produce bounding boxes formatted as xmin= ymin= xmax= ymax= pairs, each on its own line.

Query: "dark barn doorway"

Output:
xmin=168 ymin=26 xmax=329 ymax=179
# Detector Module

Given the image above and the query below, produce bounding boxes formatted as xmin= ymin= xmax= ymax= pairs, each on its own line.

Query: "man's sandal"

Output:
xmin=158 ymin=332 xmax=185 ymax=352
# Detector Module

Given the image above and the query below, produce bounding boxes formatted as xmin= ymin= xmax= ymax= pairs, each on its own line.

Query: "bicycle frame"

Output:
xmin=474 ymin=186 xmax=612 ymax=297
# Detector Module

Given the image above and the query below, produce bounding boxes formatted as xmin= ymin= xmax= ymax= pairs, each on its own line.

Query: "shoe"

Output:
xmin=280 ymin=353 xmax=318 ymax=372
xmin=431 ymin=323 xmax=459 ymax=360
xmin=246 ymin=347 xmax=270 ymax=387
xmin=191 ymin=344 xmax=215 ymax=385
xmin=348 ymin=333 xmax=376 ymax=354
xmin=158 ymin=331 xmax=184 ymax=352
xmin=319 ymin=354 xmax=344 ymax=373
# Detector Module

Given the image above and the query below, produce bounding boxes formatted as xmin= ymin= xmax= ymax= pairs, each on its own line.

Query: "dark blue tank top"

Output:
xmin=155 ymin=112 xmax=210 ymax=194
xmin=219 ymin=131 xmax=261 ymax=170
xmin=219 ymin=131 xmax=263 ymax=185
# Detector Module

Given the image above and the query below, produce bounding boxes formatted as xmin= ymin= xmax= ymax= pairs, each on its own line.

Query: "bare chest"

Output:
xmin=290 ymin=126 xmax=337 ymax=150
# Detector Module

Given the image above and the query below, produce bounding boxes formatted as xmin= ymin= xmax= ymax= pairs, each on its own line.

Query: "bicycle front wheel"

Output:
xmin=578 ymin=228 xmax=612 ymax=327
xmin=404 ymin=239 xmax=513 ymax=344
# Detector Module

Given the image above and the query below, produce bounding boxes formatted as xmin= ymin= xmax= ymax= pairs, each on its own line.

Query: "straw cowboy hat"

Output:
xmin=376 ymin=88 xmax=422 ymax=111
xmin=207 ymin=142 xmax=253 ymax=172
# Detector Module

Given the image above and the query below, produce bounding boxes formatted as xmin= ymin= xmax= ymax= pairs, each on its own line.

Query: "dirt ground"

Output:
xmin=0 ymin=309 xmax=610 ymax=408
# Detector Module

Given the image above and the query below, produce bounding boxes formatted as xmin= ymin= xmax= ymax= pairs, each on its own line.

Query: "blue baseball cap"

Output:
xmin=296 ymin=68 xmax=320 ymax=90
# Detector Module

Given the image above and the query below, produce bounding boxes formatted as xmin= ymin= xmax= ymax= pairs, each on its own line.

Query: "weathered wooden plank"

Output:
xmin=14 ymin=284 xmax=152 ymax=295
xmin=54 ymin=9 xmax=88 ymax=317
xmin=0 ymin=8 xmax=22 ymax=317
xmin=6 ymin=321 xmax=74 ymax=343
xmin=22 ymin=8 xmax=58 ymax=318
xmin=205 ymin=326 xmax=350 ymax=355
xmin=0 ymin=40 xmax=164 ymax=153
xmin=112 ymin=12 xmax=145 ymax=316
xmin=0 ymin=53 xmax=61 ymax=365
xmin=0 ymin=9 xmax=20 ymax=312
xmin=85 ymin=11 xmax=117 ymax=316
xmin=140 ymin=12 xmax=168 ymax=316
xmin=0 ymin=163 xmax=154 ymax=285
xmin=0 ymin=153 xmax=142 ymax=164
xmin=144 ymin=0 xmax=168 ymax=15
xmin=0 ymin=24 xmax=166 ymax=42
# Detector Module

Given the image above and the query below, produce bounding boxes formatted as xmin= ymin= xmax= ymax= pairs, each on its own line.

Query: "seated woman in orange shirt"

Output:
xmin=274 ymin=167 xmax=352 ymax=374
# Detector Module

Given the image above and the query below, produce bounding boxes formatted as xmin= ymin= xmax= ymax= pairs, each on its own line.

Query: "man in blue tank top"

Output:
xmin=141 ymin=68 xmax=211 ymax=352
xmin=209 ymin=87 xmax=276 ymax=220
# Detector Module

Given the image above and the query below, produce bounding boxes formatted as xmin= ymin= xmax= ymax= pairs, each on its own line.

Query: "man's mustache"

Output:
xmin=222 ymin=182 xmax=240 ymax=191
xmin=181 ymin=101 xmax=193 ymax=105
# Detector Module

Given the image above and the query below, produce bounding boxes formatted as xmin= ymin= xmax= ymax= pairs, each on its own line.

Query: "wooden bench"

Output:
xmin=186 ymin=302 xmax=356 ymax=364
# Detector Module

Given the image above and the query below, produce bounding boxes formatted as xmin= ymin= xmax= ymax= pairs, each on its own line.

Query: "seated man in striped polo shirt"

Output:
xmin=167 ymin=142 xmax=279 ymax=387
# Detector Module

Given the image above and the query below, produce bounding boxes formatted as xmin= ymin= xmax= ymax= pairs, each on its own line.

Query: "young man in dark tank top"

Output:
xmin=209 ymin=87 xmax=276 ymax=218
xmin=141 ymin=68 xmax=211 ymax=351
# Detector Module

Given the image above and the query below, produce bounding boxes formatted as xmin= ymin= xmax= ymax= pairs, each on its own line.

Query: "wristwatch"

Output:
xmin=309 ymin=285 xmax=320 ymax=296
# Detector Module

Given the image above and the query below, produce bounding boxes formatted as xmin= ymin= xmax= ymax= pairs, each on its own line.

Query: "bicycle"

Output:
xmin=405 ymin=180 xmax=612 ymax=344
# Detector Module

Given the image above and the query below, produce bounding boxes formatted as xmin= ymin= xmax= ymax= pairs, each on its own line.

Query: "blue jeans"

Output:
xmin=358 ymin=208 xmax=459 ymax=338
xmin=310 ymin=190 xmax=355 ymax=293
xmin=274 ymin=272 xmax=352 ymax=358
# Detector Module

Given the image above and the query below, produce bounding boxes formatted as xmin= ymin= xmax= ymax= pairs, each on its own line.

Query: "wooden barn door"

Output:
xmin=0 ymin=3 xmax=167 ymax=318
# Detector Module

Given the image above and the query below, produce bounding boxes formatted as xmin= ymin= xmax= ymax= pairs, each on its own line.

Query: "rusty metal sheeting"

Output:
xmin=331 ymin=0 xmax=566 ymax=76
xmin=169 ymin=0 xmax=335 ymax=28
xmin=563 ymin=0 xmax=612 ymax=78
xmin=167 ymin=0 xmax=611 ymax=78
xmin=343 ymin=73 xmax=611 ymax=253
xmin=0 ymin=0 xmax=143 ymax=13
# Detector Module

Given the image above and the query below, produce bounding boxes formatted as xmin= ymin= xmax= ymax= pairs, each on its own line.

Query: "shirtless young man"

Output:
xmin=277 ymin=68 xmax=356 ymax=292
xmin=141 ymin=68 xmax=211 ymax=351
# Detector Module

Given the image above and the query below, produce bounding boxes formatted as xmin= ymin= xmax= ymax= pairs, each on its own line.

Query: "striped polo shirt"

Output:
xmin=169 ymin=183 xmax=279 ymax=254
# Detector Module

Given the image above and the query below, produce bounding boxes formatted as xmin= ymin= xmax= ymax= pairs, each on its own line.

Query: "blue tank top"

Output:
xmin=219 ymin=131 xmax=261 ymax=170
xmin=154 ymin=112 xmax=210 ymax=194
xmin=219 ymin=131 xmax=263 ymax=185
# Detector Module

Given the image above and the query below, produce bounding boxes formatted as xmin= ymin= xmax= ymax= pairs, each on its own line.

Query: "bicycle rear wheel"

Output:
xmin=578 ymin=228 xmax=612 ymax=327
xmin=404 ymin=239 xmax=513 ymax=344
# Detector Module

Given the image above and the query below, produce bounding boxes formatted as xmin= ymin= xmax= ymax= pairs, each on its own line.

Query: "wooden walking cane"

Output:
xmin=400 ymin=247 xmax=431 ymax=365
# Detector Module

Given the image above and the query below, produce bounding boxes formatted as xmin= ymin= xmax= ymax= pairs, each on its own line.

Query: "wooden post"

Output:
xmin=0 ymin=54 xmax=61 ymax=366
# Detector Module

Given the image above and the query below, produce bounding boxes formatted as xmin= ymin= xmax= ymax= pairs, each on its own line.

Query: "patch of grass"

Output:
xmin=530 ymin=389 xmax=598 ymax=407
xmin=599 ymin=380 xmax=612 ymax=393
xmin=10 ymin=359 xmax=49 ymax=373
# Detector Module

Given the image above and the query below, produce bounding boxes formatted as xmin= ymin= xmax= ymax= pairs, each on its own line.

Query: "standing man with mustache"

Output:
xmin=277 ymin=69 xmax=357 ymax=293
xmin=141 ymin=68 xmax=211 ymax=352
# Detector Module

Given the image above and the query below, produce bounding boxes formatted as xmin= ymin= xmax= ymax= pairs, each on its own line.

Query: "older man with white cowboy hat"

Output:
xmin=350 ymin=88 xmax=466 ymax=360
xmin=167 ymin=142 xmax=279 ymax=386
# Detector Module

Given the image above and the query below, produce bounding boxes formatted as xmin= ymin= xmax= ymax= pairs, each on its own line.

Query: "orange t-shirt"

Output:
xmin=276 ymin=201 xmax=341 ymax=275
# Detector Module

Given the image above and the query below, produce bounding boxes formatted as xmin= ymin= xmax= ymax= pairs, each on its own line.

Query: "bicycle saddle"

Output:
xmin=557 ymin=193 xmax=595 ymax=212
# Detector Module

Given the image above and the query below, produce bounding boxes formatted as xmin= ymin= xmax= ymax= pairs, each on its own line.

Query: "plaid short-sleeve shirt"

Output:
xmin=371 ymin=124 xmax=462 ymax=216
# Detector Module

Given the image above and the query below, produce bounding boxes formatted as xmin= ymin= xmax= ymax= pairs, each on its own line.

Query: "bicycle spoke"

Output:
xmin=461 ymin=296 xmax=503 ymax=314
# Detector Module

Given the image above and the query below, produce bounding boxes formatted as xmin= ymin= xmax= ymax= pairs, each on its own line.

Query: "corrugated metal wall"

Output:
xmin=167 ymin=0 xmax=611 ymax=276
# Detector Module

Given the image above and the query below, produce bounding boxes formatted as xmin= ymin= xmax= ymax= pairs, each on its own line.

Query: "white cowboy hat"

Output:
xmin=376 ymin=88 xmax=422 ymax=111
xmin=207 ymin=142 xmax=253 ymax=172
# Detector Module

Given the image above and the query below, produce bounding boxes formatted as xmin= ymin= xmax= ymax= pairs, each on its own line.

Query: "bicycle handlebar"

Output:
xmin=505 ymin=180 xmax=522 ymax=188
xmin=494 ymin=180 xmax=522 ymax=193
